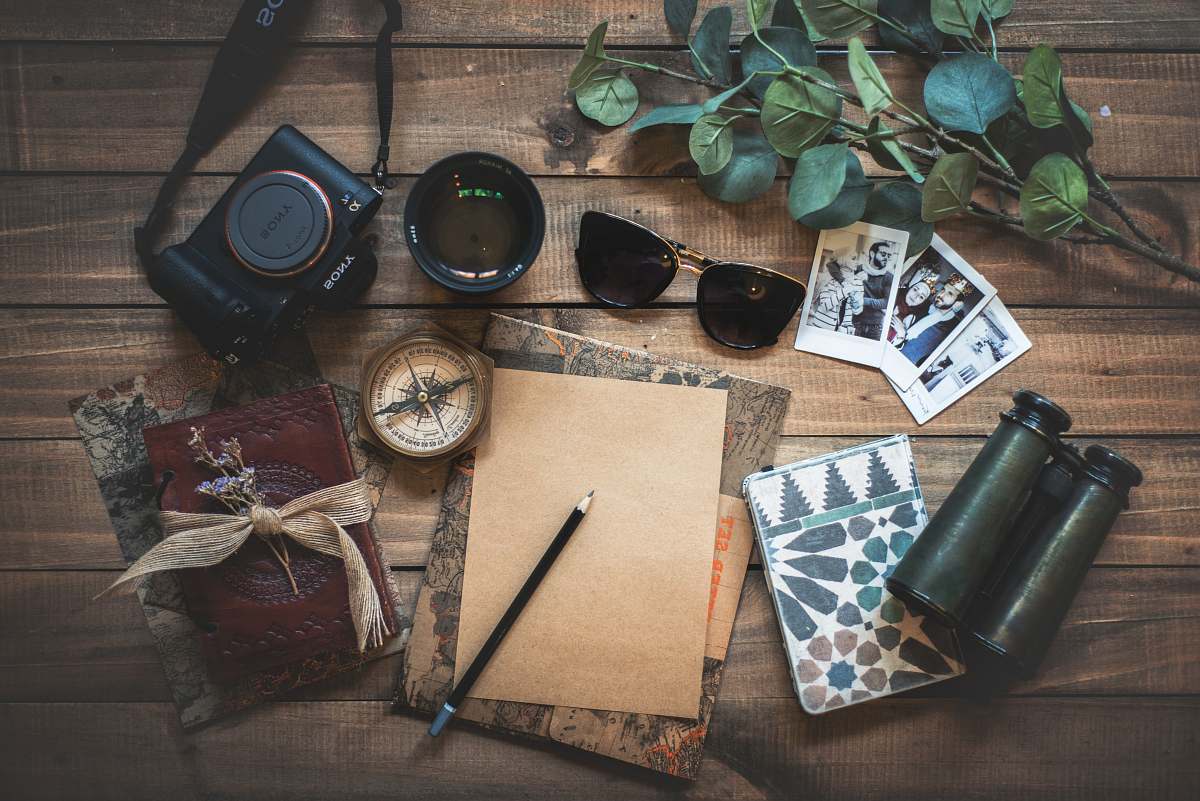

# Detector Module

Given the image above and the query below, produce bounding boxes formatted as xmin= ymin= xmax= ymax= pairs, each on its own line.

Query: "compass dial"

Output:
xmin=362 ymin=334 xmax=489 ymax=459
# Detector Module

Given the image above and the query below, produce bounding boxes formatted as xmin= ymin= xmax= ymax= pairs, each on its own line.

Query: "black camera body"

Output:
xmin=148 ymin=125 xmax=382 ymax=364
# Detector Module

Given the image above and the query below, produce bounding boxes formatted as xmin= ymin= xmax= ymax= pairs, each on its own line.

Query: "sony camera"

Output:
xmin=147 ymin=125 xmax=382 ymax=364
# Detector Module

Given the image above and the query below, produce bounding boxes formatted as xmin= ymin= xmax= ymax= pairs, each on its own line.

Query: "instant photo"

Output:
xmin=794 ymin=221 xmax=909 ymax=367
xmin=891 ymin=298 xmax=1031 ymax=425
xmin=881 ymin=235 xmax=998 ymax=390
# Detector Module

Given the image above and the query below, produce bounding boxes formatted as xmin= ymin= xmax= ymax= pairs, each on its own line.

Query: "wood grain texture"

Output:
xmin=1 ymin=175 xmax=1196 ymax=308
xmin=2 ymin=567 xmax=1197 ymax=704
xmin=0 ymin=0 xmax=1197 ymax=49
xmin=3 ymin=437 xmax=1194 ymax=570
xmin=2 ymin=46 xmax=1198 ymax=177
xmin=1 ymin=697 xmax=1197 ymax=801
xmin=2 ymin=307 xmax=1197 ymax=439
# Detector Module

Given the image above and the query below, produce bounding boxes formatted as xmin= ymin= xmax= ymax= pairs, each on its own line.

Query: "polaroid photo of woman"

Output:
xmin=890 ymin=298 xmax=1031 ymax=425
xmin=881 ymin=235 xmax=998 ymax=390
xmin=793 ymin=221 xmax=909 ymax=368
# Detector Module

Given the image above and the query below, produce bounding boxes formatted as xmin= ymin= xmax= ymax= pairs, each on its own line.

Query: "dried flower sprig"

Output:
xmin=187 ymin=427 xmax=298 ymax=594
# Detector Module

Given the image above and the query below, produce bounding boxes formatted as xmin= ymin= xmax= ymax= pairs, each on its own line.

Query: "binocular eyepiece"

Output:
xmin=886 ymin=390 xmax=1142 ymax=678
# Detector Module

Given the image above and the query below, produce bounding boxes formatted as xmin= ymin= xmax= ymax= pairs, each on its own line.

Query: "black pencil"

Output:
xmin=428 ymin=489 xmax=595 ymax=737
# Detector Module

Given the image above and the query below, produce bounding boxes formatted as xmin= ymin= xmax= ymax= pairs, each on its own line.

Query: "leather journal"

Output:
xmin=141 ymin=383 xmax=398 ymax=683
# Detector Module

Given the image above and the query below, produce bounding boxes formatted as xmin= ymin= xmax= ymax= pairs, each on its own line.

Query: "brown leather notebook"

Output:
xmin=141 ymin=383 xmax=396 ymax=683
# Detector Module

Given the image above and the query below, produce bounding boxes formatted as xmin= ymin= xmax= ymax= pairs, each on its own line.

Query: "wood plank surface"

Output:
xmin=2 ymin=307 xmax=1197 ymax=439
xmin=1 ymin=697 xmax=1196 ymax=801
xmin=2 ymin=46 xmax=1198 ymax=178
xmin=2 ymin=175 xmax=1197 ymax=308
xmin=2 ymin=567 xmax=1196 ymax=704
xmin=1 ymin=0 xmax=1197 ymax=49
xmin=3 ymin=436 xmax=1194 ymax=571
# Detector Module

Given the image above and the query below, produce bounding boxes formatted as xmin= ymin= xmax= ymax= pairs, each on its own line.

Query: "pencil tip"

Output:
xmin=578 ymin=490 xmax=594 ymax=513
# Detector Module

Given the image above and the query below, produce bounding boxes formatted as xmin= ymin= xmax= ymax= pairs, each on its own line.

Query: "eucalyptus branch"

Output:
xmin=604 ymin=55 xmax=730 ymax=90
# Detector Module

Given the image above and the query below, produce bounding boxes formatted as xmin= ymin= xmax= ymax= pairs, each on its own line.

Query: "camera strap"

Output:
xmin=135 ymin=0 xmax=403 ymax=270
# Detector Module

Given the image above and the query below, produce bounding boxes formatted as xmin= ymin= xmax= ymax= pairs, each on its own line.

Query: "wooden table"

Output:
xmin=1 ymin=2 xmax=1198 ymax=799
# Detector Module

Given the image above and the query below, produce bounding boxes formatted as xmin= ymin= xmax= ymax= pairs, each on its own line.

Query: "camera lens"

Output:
xmin=404 ymin=152 xmax=544 ymax=294
xmin=225 ymin=170 xmax=333 ymax=277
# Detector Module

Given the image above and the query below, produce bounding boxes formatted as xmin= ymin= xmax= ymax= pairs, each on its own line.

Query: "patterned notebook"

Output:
xmin=743 ymin=436 xmax=964 ymax=714
xmin=395 ymin=313 xmax=791 ymax=779
xmin=70 ymin=341 xmax=409 ymax=729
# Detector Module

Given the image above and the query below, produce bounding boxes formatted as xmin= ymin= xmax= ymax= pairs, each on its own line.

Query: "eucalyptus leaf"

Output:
xmin=862 ymin=182 xmax=933 ymax=257
xmin=1021 ymin=45 xmax=1067 ymax=129
xmin=924 ymin=52 xmax=1016 ymax=134
xmin=798 ymin=150 xmax=872 ymax=229
xmin=664 ymin=0 xmax=698 ymax=36
xmin=568 ymin=21 xmax=609 ymax=90
xmin=740 ymin=26 xmax=817 ymax=100
xmin=760 ymin=67 xmax=843 ymax=157
xmin=878 ymin=0 xmax=944 ymax=55
xmin=930 ymin=0 xmax=981 ymax=38
xmin=921 ymin=152 xmax=978 ymax=221
xmin=800 ymin=0 xmax=878 ymax=39
xmin=576 ymin=70 xmax=640 ymax=126
xmin=866 ymin=116 xmax=924 ymax=183
xmin=628 ymin=103 xmax=704 ymax=133
xmin=702 ymin=74 xmax=756 ymax=114
xmin=847 ymin=37 xmax=892 ymax=116
xmin=691 ymin=6 xmax=734 ymax=84
xmin=698 ymin=128 xmax=780 ymax=202
xmin=747 ymin=0 xmax=772 ymax=29
xmin=772 ymin=0 xmax=818 ymax=39
xmin=1020 ymin=152 xmax=1089 ymax=240
xmin=1066 ymin=99 xmax=1094 ymax=149
xmin=980 ymin=0 xmax=1012 ymax=20
xmin=788 ymin=143 xmax=850 ymax=220
xmin=690 ymin=114 xmax=737 ymax=174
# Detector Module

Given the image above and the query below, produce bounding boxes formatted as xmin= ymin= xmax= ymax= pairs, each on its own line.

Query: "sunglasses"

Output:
xmin=575 ymin=212 xmax=807 ymax=349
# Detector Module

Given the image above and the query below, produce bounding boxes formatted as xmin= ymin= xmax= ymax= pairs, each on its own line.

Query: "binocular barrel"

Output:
xmin=968 ymin=445 xmax=1143 ymax=676
xmin=886 ymin=390 xmax=1073 ymax=627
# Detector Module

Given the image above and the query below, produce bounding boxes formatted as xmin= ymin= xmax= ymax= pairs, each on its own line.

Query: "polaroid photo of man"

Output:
xmin=794 ymin=221 xmax=909 ymax=368
xmin=891 ymin=298 xmax=1031 ymax=425
xmin=880 ymin=235 xmax=998 ymax=389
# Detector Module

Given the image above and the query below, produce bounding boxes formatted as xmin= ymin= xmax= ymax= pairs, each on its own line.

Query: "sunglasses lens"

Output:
xmin=577 ymin=212 xmax=676 ymax=307
xmin=698 ymin=264 xmax=806 ymax=348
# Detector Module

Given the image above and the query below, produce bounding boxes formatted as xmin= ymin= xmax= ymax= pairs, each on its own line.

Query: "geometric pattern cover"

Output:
xmin=743 ymin=435 xmax=964 ymax=714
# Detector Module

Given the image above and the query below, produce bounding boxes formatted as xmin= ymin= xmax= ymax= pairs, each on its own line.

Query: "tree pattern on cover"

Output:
xmin=779 ymin=471 xmax=815 ymax=521
xmin=752 ymin=493 xmax=774 ymax=527
xmin=823 ymin=463 xmax=858 ymax=510
xmin=866 ymin=450 xmax=901 ymax=498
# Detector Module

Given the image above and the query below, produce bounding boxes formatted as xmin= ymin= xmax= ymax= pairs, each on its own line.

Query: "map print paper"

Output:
xmin=744 ymin=435 xmax=964 ymax=714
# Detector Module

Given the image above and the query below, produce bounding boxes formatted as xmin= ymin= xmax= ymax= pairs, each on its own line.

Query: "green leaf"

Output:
xmin=698 ymin=128 xmax=780 ymax=202
xmin=1066 ymin=99 xmax=1094 ymax=149
xmin=930 ymin=0 xmax=981 ymax=38
xmin=690 ymin=114 xmax=737 ymax=174
xmin=924 ymin=52 xmax=1016 ymax=134
xmin=664 ymin=0 xmax=698 ymax=35
xmin=628 ymin=103 xmax=704 ymax=133
xmin=568 ymin=21 xmax=610 ymax=90
xmin=575 ymin=70 xmax=640 ymax=126
xmin=760 ymin=67 xmax=843 ymax=157
xmin=862 ymin=182 xmax=933 ymax=257
xmin=1021 ymin=45 xmax=1067 ymax=129
xmin=691 ymin=7 xmax=734 ymax=84
xmin=847 ymin=37 xmax=892 ymax=116
xmin=774 ymin=0 xmax=828 ymax=42
xmin=740 ymin=26 xmax=818 ymax=100
xmin=702 ymin=74 xmax=756 ymax=114
xmin=878 ymin=0 xmax=944 ymax=55
xmin=800 ymin=0 xmax=879 ymax=39
xmin=921 ymin=152 xmax=978 ymax=221
xmin=1020 ymin=152 xmax=1089 ymax=240
xmin=866 ymin=116 xmax=924 ymax=184
xmin=797 ymin=149 xmax=872 ymax=229
xmin=788 ymin=143 xmax=850 ymax=219
xmin=980 ymin=0 xmax=1012 ymax=21
xmin=747 ymin=0 xmax=772 ymax=29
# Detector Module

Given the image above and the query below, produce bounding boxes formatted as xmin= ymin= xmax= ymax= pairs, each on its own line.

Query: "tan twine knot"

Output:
xmin=96 ymin=478 xmax=390 ymax=652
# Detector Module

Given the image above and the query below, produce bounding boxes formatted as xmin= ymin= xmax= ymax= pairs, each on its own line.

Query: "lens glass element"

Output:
xmin=698 ymin=263 xmax=806 ymax=348
xmin=577 ymin=211 xmax=677 ymax=307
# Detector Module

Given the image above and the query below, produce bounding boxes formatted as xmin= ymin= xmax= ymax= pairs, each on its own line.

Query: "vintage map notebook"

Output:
xmin=395 ymin=313 xmax=791 ymax=779
xmin=743 ymin=435 xmax=964 ymax=714
xmin=71 ymin=344 xmax=409 ymax=728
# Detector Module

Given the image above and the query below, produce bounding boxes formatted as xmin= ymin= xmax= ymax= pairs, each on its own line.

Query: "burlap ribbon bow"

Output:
xmin=99 ymin=478 xmax=390 ymax=652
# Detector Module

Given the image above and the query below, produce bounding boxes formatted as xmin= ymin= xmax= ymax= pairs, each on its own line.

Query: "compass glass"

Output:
xmin=364 ymin=337 xmax=485 ymax=458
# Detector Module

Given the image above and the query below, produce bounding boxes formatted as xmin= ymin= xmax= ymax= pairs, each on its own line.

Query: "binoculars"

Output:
xmin=886 ymin=390 xmax=1143 ymax=678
